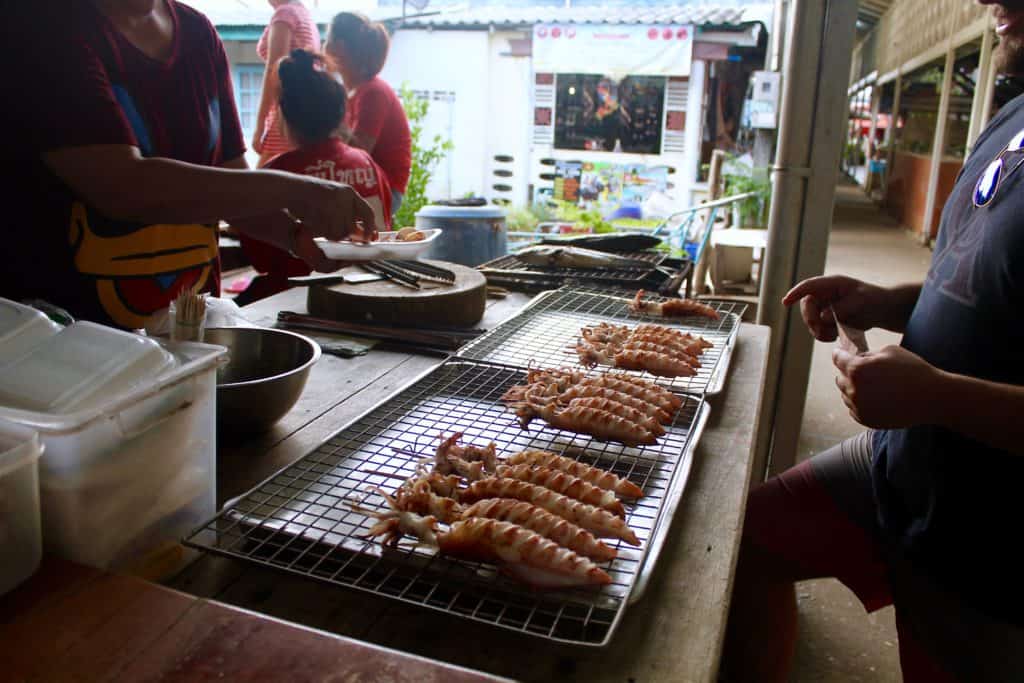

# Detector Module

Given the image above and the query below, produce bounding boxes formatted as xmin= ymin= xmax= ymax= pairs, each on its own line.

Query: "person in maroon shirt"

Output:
xmin=326 ymin=12 xmax=411 ymax=218
xmin=3 ymin=0 xmax=378 ymax=329
xmin=240 ymin=49 xmax=392 ymax=302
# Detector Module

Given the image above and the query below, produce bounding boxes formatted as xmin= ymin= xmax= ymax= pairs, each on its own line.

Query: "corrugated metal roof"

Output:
xmin=400 ymin=5 xmax=750 ymax=29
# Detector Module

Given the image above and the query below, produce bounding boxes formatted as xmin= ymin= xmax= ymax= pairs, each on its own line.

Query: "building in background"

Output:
xmin=847 ymin=0 xmax=1024 ymax=242
xmin=192 ymin=0 xmax=770 ymax=215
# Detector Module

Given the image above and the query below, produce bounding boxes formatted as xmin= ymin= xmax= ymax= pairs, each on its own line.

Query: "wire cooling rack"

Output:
xmin=185 ymin=359 xmax=706 ymax=647
xmin=456 ymin=288 xmax=747 ymax=396
xmin=479 ymin=251 xmax=666 ymax=284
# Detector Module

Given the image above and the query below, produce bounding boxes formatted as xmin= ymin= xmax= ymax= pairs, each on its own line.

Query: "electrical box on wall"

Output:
xmin=749 ymin=71 xmax=781 ymax=129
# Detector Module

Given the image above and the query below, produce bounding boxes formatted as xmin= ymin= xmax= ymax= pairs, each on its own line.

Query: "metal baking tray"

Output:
xmin=185 ymin=359 xmax=707 ymax=647
xmin=456 ymin=288 xmax=746 ymax=396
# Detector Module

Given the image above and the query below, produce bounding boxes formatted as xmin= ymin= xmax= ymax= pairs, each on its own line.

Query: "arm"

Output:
xmin=252 ymin=21 xmax=293 ymax=153
xmin=833 ymin=346 xmax=1024 ymax=456
xmin=44 ymin=145 xmax=378 ymax=241
xmin=346 ymin=88 xmax=387 ymax=153
xmin=783 ymin=275 xmax=922 ymax=341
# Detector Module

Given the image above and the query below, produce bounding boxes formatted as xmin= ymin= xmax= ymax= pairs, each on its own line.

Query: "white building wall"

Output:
xmin=485 ymin=31 xmax=533 ymax=207
xmin=381 ymin=30 xmax=491 ymax=201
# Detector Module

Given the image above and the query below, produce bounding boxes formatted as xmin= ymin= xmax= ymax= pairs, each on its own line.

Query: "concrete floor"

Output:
xmin=787 ymin=185 xmax=933 ymax=682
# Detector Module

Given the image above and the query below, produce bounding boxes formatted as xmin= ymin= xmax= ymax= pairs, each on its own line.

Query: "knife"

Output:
xmin=832 ymin=307 xmax=869 ymax=354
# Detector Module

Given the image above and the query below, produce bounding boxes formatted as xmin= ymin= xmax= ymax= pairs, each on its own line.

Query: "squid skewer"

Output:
xmin=494 ymin=463 xmax=626 ymax=517
xmin=358 ymin=490 xmax=612 ymax=588
xmin=461 ymin=477 xmax=641 ymax=546
xmin=629 ymin=289 xmax=720 ymax=320
xmin=506 ymin=449 xmax=644 ymax=499
xmin=460 ymin=498 xmax=618 ymax=562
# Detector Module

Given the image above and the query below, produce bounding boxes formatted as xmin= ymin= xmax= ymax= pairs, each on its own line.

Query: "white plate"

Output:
xmin=316 ymin=229 xmax=441 ymax=261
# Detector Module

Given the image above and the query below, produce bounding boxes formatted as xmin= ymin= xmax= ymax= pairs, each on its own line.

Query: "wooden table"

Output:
xmin=170 ymin=287 xmax=769 ymax=683
xmin=1 ymin=557 xmax=509 ymax=682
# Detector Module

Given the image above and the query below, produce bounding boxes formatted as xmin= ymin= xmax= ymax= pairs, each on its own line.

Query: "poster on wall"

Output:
xmin=533 ymin=24 xmax=693 ymax=78
xmin=553 ymin=161 xmax=583 ymax=203
xmin=579 ymin=161 xmax=625 ymax=205
xmin=621 ymin=165 xmax=669 ymax=204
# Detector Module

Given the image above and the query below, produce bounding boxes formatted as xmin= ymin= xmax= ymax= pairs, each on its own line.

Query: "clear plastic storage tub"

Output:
xmin=0 ymin=340 xmax=226 ymax=571
xmin=0 ymin=421 xmax=43 ymax=594
xmin=0 ymin=298 xmax=60 ymax=367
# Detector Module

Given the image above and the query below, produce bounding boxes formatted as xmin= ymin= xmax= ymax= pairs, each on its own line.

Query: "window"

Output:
xmin=233 ymin=65 xmax=264 ymax=145
xmin=554 ymin=74 xmax=666 ymax=154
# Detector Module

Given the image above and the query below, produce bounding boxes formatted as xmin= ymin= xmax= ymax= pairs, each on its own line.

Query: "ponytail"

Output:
xmin=328 ymin=12 xmax=390 ymax=80
xmin=277 ymin=49 xmax=347 ymax=144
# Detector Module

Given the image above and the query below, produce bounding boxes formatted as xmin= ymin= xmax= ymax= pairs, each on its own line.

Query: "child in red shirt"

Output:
xmin=241 ymin=49 xmax=392 ymax=300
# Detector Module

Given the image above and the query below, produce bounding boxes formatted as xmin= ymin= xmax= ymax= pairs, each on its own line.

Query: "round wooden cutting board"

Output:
xmin=307 ymin=260 xmax=487 ymax=327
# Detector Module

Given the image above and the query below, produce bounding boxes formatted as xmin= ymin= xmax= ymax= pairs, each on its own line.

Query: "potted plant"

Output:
xmin=723 ymin=156 xmax=771 ymax=228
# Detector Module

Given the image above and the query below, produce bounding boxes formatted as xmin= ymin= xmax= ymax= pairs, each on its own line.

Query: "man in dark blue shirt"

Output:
xmin=725 ymin=2 xmax=1024 ymax=681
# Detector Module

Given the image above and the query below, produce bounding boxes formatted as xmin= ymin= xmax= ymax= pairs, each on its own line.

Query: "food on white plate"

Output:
xmin=516 ymin=245 xmax=651 ymax=270
xmin=395 ymin=227 xmax=426 ymax=242
xmin=629 ymin=289 xmax=720 ymax=320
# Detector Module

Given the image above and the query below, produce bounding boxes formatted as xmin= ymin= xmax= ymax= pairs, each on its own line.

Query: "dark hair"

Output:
xmin=277 ymin=49 xmax=346 ymax=145
xmin=327 ymin=12 xmax=390 ymax=80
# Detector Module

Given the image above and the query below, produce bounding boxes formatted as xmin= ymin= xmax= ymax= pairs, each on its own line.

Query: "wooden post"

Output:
xmin=966 ymin=25 xmax=995 ymax=155
xmin=755 ymin=0 xmax=859 ymax=481
xmin=921 ymin=37 xmax=956 ymax=245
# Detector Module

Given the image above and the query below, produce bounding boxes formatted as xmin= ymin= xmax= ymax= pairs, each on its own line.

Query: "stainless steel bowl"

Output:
xmin=205 ymin=327 xmax=321 ymax=435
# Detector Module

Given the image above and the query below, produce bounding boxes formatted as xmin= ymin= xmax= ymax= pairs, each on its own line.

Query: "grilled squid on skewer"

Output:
xmin=494 ymin=464 xmax=626 ymax=517
xmin=358 ymin=491 xmax=611 ymax=589
xmin=555 ymin=384 xmax=671 ymax=424
xmin=562 ymin=396 xmax=665 ymax=437
xmin=355 ymin=487 xmax=439 ymax=547
xmin=461 ymin=478 xmax=640 ymax=546
xmin=439 ymin=518 xmax=612 ymax=589
xmin=629 ymin=289 xmax=720 ymax=320
xmin=612 ymin=348 xmax=698 ymax=378
xmin=460 ymin=498 xmax=618 ymax=562
xmin=506 ymin=450 xmax=644 ymax=499
xmin=516 ymin=398 xmax=659 ymax=447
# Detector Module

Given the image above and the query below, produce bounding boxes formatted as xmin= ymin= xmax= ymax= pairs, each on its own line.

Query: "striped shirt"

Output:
xmin=256 ymin=2 xmax=320 ymax=159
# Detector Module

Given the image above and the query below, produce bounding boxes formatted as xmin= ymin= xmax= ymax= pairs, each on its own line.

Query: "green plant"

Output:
xmin=551 ymin=201 xmax=615 ymax=233
xmin=723 ymin=156 xmax=771 ymax=227
xmin=394 ymin=84 xmax=454 ymax=228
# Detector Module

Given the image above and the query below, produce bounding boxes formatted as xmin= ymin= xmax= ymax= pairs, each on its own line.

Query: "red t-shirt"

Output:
xmin=3 ymin=1 xmax=245 ymax=329
xmin=241 ymin=138 xmax=392 ymax=279
xmin=346 ymin=77 xmax=412 ymax=193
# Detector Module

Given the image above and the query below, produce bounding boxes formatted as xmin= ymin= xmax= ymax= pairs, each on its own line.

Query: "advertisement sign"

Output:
xmin=553 ymin=161 xmax=583 ymax=203
xmin=533 ymin=24 xmax=693 ymax=78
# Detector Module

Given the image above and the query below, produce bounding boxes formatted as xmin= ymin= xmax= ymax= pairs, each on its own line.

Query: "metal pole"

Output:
xmin=920 ymin=47 xmax=955 ymax=246
xmin=966 ymin=25 xmax=995 ymax=154
xmin=754 ymin=0 xmax=859 ymax=481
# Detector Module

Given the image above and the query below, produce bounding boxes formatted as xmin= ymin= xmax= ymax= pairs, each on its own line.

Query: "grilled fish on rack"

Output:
xmin=516 ymin=246 xmax=650 ymax=270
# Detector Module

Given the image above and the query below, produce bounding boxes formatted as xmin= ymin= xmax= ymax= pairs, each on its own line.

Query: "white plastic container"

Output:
xmin=0 ymin=298 xmax=60 ymax=367
xmin=0 ymin=421 xmax=43 ymax=594
xmin=0 ymin=340 xmax=226 ymax=571
xmin=0 ymin=322 xmax=177 ymax=414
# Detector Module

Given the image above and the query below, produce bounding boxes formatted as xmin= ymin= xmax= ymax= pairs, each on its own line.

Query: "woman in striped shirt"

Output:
xmin=252 ymin=0 xmax=320 ymax=167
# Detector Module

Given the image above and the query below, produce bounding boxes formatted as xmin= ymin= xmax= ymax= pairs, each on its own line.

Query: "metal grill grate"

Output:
xmin=479 ymin=251 xmax=666 ymax=284
xmin=457 ymin=288 xmax=747 ymax=395
xmin=185 ymin=359 xmax=706 ymax=647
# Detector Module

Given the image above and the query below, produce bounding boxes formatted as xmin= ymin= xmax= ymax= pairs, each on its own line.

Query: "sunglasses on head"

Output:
xmin=974 ymin=129 xmax=1024 ymax=208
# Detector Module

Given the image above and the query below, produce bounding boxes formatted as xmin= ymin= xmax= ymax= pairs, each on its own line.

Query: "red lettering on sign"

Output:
xmin=648 ymin=27 xmax=659 ymax=39
xmin=552 ymin=26 xmax=562 ymax=38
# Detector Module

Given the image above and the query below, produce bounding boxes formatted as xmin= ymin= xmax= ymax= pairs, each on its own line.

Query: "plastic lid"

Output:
xmin=415 ymin=204 xmax=507 ymax=220
xmin=0 ymin=419 xmax=42 ymax=478
xmin=0 ymin=298 xmax=61 ymax=367
xmin=0 ymin=322 xmax=177 ymax=414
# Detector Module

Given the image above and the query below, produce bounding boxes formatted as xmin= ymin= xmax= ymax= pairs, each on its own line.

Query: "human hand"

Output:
xmin=833 ymin=345 xmax=945 ymax=428
xmin=251 ymin=126 xmax=264 ymax=154
xmin=290 ymin=178 xmax=380 ymax=242
xmin=782 ymin=275 xmax=888 ymax=342
xmin=290 ymin=223 xmax=345 ymax=273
